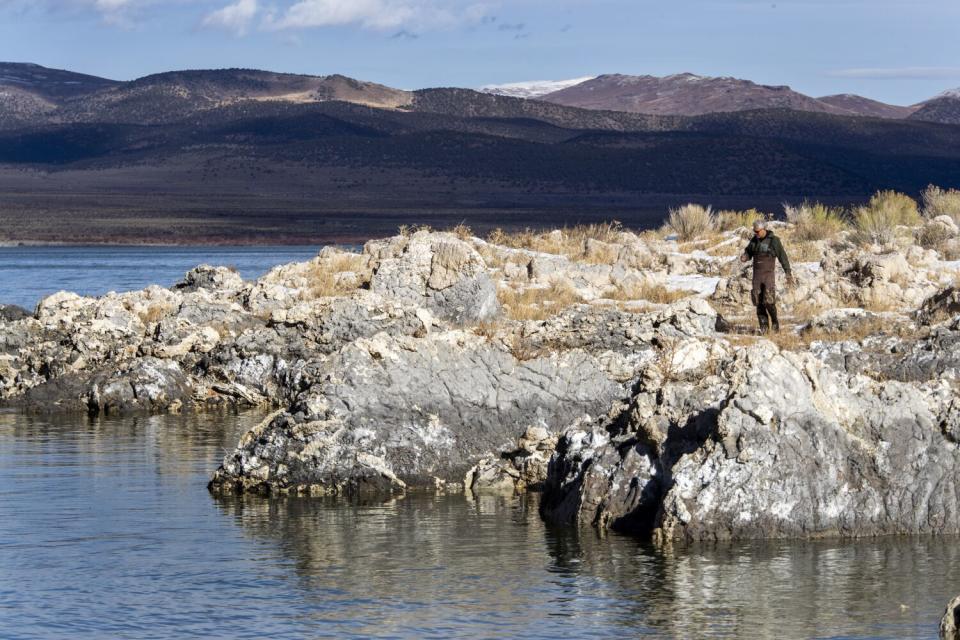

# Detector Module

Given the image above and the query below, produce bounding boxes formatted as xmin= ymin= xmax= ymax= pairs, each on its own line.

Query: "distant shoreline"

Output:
xmin=0 ymin=237 xmax=369 ymax=248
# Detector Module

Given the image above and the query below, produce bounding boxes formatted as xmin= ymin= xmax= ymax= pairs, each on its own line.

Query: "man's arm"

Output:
xmin=774 ymin=237 xmax=793 ymax=278
xmin=739 ymin=242 xmax=753 ymax=263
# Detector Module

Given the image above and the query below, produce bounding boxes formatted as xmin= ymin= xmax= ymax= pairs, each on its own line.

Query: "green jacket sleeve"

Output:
xmin=773 ymin=237 xmax=791 ymax=274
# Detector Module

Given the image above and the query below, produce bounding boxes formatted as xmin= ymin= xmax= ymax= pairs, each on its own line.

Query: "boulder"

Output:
xmin=209 ymin=330 xmax=626 ymax=495
xmin=542 ymin=342 xmax=960 ymax=541
xmin=0 ymin=304 xmax=31 ymax=322
xmin=465 ymin=424 xmax=562 ymax=494
xmin=369 ymin=232 xmax=501 ymax=323
xmin=20 ymin=356 xmax=192 ymax=414
xmin=942 ymin=595 xmax=960 ymax=640
xmin=174 ymin=264 xmax=245 ymax=293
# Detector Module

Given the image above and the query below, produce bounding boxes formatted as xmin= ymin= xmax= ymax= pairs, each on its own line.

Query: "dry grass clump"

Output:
xmin=852 ymin=206 xmax=897 ymax=246
xmin=498 ymin=281 xmax=583 ymax=321
xmin=852 ymin=191 xmax=920 ymax=246
xmin=716 ymin=208 xmax=764 ymax=232
xmin=921 ymin=184 xmax=960 ymax=223
xmin=732 ymin=315 xmax=903 ymax=352
xmin=471 ymin=320 xmax=500 ymax=340
xmin=663 ymin=204 xmax=716 ymax=241
xmin=486 ymin=221 xmax=625 ymax=264
xmin=304 ymin=252 xmax=370 ymax=298
xmin=564 ymin=221 xmax=625 ymax=245
xmin=397 ymin=223 xmax=435 ymax=237
xmin=916 ymin=222 xmax=946 ymax=249
xmin=138 ymin=304 xmax=170 ymax=325
xmin=784 ymin=201 xmax=849 ymax=241
xmin=604 ymin=280 xmax=692 ymax=304
xmin=446 ymin=222 xmax=473 ymax=240
xmin=779 ymin=235 xmax=824 ymax=262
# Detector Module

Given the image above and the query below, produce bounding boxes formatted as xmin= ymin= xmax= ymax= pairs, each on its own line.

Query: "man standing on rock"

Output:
xmin=740 ymin=219 xmax=793 ymax=333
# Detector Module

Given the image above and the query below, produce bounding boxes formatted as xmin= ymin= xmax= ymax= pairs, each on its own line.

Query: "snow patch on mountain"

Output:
xmin=479 ymin=76 xmax=596 ymax=99
xmin=935 ymin=87 xmax=960 ymax=100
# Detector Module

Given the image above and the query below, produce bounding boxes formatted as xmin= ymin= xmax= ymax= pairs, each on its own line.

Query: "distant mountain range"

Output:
xmin=0 ymin=62 xmax=958 ymax=243
xmin=4 ymin=63 xmax=958 ymax=126
xmin=482 ymin=72 xmax=955 ymax=121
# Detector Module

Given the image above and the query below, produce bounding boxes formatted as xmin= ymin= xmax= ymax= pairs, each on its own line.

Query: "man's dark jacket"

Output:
xmin=744 ymin=231 xmax=791 ymax=275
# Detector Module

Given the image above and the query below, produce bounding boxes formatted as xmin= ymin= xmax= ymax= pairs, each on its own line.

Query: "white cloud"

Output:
xmin=264 ymin=0 xmax=489 ymax=32
xmin=826 ymin=67 xmax=960 ymax=79
xmin=11 ymin=0 xmax=177 ymax=27
xmin=4 ymin=0 xmax=491 ymax=33
xmin=202 ymin=0 xmax=258 ymax=35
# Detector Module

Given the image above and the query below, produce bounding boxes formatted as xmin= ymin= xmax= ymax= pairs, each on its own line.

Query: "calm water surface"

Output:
xmin=0 ymin=409 xmax=957 ymax=639
xmin=0 ymin=245 xmax=328 ymax=310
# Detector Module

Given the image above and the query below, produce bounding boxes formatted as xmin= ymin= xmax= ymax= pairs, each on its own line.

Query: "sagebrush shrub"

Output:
xmin=852 ymin=191 xmax=920 ymax=246
xmin=664 ymin=204 xmax=716 ymax=241
xmin=869 ymin=190 xmax=920 ymax=226
xmin=784 ymin=201 xmax=848 ymax=241
xmin=921 ymin=184 xmax=960 ymax=223
xmin=716 ymin=208 xmax=764 ymax=232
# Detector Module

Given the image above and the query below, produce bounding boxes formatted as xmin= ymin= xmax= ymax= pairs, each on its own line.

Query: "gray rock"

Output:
xmin=942 ymin=595 xmax=960 ymax=640
xmin=542 ymin=341 xmax=960 ymax=541
xmin=209 ymin=331 xmax=626 ymax=495
xmin=20 ymin=356 xmax=192 ymax=414
xmin=920 ymin=286 xmax=960 ymax=324
xmin=174 ymin=265 xmax=245 ymax=293
xmin=369 ymin=232 xmax=501 ymax=323
xmin=808 ymin=322 xmax=960 ymax=383
xmin=0 ymin=304 xmax=31 ymax=322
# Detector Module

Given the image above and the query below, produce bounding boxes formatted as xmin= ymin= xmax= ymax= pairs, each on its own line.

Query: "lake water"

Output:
xmin=0 ymin=408 xmax=957 ymax=639
xmin=0 ymin=245 xmax=327 ymax=311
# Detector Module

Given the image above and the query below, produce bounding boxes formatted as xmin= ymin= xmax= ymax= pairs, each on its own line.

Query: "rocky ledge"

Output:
xmin=2 ymin=223 xmax=960 ymax=540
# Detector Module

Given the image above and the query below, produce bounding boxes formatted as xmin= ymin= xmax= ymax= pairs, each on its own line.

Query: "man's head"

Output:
xmin=752 ymin=219 xmax=767 ymax=238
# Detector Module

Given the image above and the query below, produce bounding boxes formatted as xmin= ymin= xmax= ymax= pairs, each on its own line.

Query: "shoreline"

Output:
xmin=0 ymin=238 xmax=370 ymax=248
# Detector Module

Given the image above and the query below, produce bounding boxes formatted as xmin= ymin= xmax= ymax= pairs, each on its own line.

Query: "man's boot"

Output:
xmin=767 ymin=304 xmax=780 ymax=332
xmin=756 ymin=305 xmax=769 ymax=333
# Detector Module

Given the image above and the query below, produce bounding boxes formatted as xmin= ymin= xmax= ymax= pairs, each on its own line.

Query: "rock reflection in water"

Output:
xmin=213 ymin=490 xmax=957 ymax=639
xmin=2 ymin=408 xmax=954 ymax=639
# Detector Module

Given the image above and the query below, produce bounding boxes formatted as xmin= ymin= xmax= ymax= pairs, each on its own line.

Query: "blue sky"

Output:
xmin=1 ymin=0 xmax=958 ymax=104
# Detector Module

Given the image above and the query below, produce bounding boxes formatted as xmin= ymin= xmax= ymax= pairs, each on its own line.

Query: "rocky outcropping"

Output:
xmin=0 ymin=232 xmax=502 ymax=415
xmin=208 ymin=330 xmax=627 ymax=495
xmin=4 ymin=224 xmax=960 ymax=541
xmin=943 ymin=595 xmax=960 ymax=640
xmin=541 ymin=336 xmax=960 ymax=541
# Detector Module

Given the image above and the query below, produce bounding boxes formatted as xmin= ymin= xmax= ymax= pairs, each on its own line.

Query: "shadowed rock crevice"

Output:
xmin=542 ymin=341 xmax=960 ymax=541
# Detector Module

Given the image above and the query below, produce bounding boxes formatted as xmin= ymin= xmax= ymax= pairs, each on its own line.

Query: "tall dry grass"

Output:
xmin=784 ymin=202 xmax=849 ymax=241
xmin=852 ymin=190 xmax=920 ymax=246
xmin=663 ymin=204 xmax=716 ymax=241
xmin=716 ymin=208 xmax=765 ymax=232
xmin=604 ymin=280 xmax=692 ymax=304
xmin=486 ymin=221 xmax=625 ymax=264
xmin=303 ymin=252 xmax=370 ymax=298
xmin=921 ymin=184 xmax=960 ymax=223
xmin=497 ymin=281 xmax=583 ymax=321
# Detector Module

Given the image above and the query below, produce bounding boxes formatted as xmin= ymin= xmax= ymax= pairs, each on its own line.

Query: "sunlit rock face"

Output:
xmin=541 ymin=339 xmax=960 ymax=541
